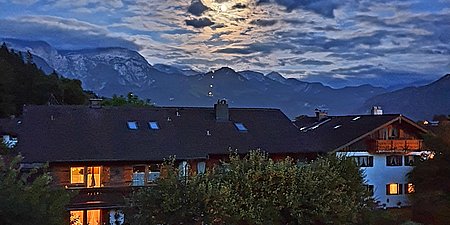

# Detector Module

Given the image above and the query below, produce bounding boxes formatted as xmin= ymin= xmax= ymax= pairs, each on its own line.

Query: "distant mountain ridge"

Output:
xmin=2 ymin=38 xmax=448 ymax=120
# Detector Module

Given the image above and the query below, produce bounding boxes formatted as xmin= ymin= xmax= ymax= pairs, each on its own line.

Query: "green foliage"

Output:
xmin=128 ymin=150 xmax=372 ymax=225
xmin=0 ymin=43 xmax=87 ymax=117
xmin=0 ymin=144 xmax=71 ymax=225
xmin=409 ymin=125 xmax=450 ymax=225
xmin=102 ymin=92 xmax=154 ymax=107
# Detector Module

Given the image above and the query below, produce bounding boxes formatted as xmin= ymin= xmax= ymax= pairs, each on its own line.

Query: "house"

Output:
xmin=294 ymin=108 xmax=431 ymax=208
xmin=1 ymin=100 xmax=314 ymax=225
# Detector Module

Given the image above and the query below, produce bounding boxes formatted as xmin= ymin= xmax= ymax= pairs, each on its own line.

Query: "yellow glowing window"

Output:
xmin=87 ymin=167 xmax=101 ymax=188
xmin=70 ymin=210 xmax=84 ymax=225
xmin=407 ymin=183 xmax=415 ymax=194
xmin=71 ymin=167 xmax=85 ymax=184
xmin=87 ymin=209 xmax=101 ymax=225
xmin=386 ymin=183 xmax=403 ymax=195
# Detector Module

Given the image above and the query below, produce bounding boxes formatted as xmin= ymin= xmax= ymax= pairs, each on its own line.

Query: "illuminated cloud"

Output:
xmin=0 ymin=0 xmax=448 ymax=87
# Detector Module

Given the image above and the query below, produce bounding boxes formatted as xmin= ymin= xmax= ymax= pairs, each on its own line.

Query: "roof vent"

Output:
xmin=89 ymin=98 xmax=103 ymax=109
xmin=371 ymin=106 xmax=383 ymax=115
xmin=206 ymin=130 xmax=211 ymax=136
xmin=315 ymin=108 xmax=328 ymax=121
xmin=176 ymin=110 xmax=180 ymax=117
xmin=214 ymin=99 xmax=229 ymax=122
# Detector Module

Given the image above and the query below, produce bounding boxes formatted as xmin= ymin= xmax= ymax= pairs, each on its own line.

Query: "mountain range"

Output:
xmin=2 ymin=38 xmax=448 ymax=120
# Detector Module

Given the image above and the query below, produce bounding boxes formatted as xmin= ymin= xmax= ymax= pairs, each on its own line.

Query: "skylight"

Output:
xmin=333 ymin=125 xmax=342 ymax=129
xmin=352 ymin=116 xmax=361 ymax=121
xmin=149 ymin=121 xmax=160 ymax=130
xmin=234 ymin=123 xmax=248 ymax=132
xmin=127 ymin=121 xmax=138 ymax=130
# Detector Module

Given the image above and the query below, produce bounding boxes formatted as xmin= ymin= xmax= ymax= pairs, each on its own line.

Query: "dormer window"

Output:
xmin=234 ymin=123 xmax=248 ymax=132
xmin=148 ymin=121 xmax=159 ymax=130
xmin=127 ymin=121 xmax=138 ymax=130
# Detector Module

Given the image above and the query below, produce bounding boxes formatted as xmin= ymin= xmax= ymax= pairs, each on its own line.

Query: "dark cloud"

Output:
xmin=258 ymin=0 xmax=342 ymax=18
xmin=187 ymin=0 xmax=209 ymax=16
xmin=250 ymin=19 xmax=278 ymax=27
xmin=185 ymin=18 xmax=214 ymax=28
xmin=232 ymin=3 xmax=247 ymax=9
xmin=300 ymin=59 xmax=333 ymax=66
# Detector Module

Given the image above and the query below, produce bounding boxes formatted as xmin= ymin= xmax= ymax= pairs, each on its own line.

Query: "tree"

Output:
xmin=128 ymin=150 xmax=372 ymax=225
xmin=0 ymin=144 xmax=71 ymax=225
xmin=102 ymin=92 xmax=154 ymax=107
xmin=409 ymin=125 xmax=450 ymax=225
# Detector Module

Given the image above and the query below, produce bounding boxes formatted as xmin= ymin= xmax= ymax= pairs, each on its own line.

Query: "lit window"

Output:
xmin=87 ymin=167 xmax=101 ymax=188
xmin=132 ymin=166 xmax=146 ymax=186
xmin=234 ymin=123 xmax=248 ymax=132
xmin=87 ymin=210 xmax=101 ymax=225
xmin=404 ymin=155 xmax=419 ymax=166
xmin=406 ymin=183 xmax=415 ymax=194
xmin=386 ymin=183 xmax=403 ymax=195
xmin=127 ymin=121 xmax=138 ymax=130
xmin=148 ymin=121 xmax=159 ymax=130
xmin=197 ymin=162 xmax=206 ymax=174
xmin=386 ymin=155 xmax=402 ymax=166
xmin=352 ymin=156 xmax=374 ymax=167
xmin=70 ymin=167 xmax=85 ymax=184
xmin=70 ymin=211 xmax=84 ymax=225
xmin=148 ymin=164 xmax=160 ymax=183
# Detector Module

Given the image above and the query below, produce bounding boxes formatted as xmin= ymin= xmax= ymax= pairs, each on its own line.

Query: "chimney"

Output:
xmin=214 ymin=99 xmax=229 ymax=122
xmin=371 ymin=106 xmax=383 ymax=115
xmin=315 ymin=108 xmax=328 ymax=121
xmin=89 ymin=98 xmax=103 ymax=109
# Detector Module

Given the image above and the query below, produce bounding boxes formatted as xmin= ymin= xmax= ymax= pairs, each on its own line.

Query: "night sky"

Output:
xmin=0 ymin=0 xmax=449 ymax=87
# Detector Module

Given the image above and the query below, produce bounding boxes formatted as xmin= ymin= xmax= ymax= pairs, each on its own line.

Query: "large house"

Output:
xmin=0 ymin=102 xmax=431 ymax=224
xmin=294 ymin=108 xmax=430 ymax=208
xmin=1 ymin=100 xmax=314 ymax=225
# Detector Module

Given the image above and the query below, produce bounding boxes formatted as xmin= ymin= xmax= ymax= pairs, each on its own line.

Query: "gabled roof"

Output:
xmin=7 ymin=105 xmax=308 ymax=163
xmin=294 ymin=114 xmax=428 ymax=153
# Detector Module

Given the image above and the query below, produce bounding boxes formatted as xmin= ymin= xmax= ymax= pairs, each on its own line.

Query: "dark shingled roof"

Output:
xmin=7 ymin=105 xmax=309 ymax=163
xmin=294 ymin=114 xmax=427 ymax=153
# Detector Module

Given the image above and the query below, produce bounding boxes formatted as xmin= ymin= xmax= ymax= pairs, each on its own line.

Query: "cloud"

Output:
xmin=188 ymin=0 xmax=209 ymax=16
xmin=258 ymin=0 xmax=342 ymax=18
xmin=250 ymin=19 xmax=278 ymax=26
xmin=185 ymin=17 xmax=214 ymax=28
xmin=0 ymin=16 xmax=138 ymax=50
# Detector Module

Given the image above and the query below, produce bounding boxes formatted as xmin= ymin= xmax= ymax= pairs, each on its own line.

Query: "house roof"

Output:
xmin=294 ymin=114 xmax=428 ymax=153
xmin=6 ymin=105 xmax=308 ymax=163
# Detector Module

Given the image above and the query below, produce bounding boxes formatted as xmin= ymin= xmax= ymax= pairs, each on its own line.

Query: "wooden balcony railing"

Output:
xmin=369 ymin=139 xmax=423 ymax=153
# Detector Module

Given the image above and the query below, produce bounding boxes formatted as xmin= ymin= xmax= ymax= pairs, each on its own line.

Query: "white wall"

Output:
xmin=339 ymin=151 xmax=427 ymax=208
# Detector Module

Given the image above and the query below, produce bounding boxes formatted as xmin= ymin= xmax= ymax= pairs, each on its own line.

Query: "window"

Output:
xmin=404 ymin=155 xmax=419 ymax=166
xmin=364 ymin=184 xmax=374 ymax=196
xmin=389 ymin=127 xmax=399 ymax=139
xmin=406 ymin=183 xmax=415 ymax=194
xmin=70 ymin=210 xmax=84 ymax=225
xmin=148 ymin=121 xmax=159 ymax=130
xmin=70 ymin=166 xmax=101 ymax=187
xmin=197 ymin=161 xmax=206 ymax=174
xmin=132 ymin=166 xmax=146 ymax=186
xmin=386 ymin=155 xmax=402 ymax=166
xmin=127 ymin=121 xmax=138 ymax=130
xmin=70 ymin=210 xmax=100 ymax=225
xmin=87 ymin=167 xmax=101 ymax=188
xmin=179 ymin=161 xmax=189 ymax=177
xmin=234 ymin=123 xmax=248 ymax=132
xmin=148 ymin=164 xmax=160 ymax=183
xmin=386 ymin=183 xmax=403 ymax=195
xmin=71 ymin=167 xmax=85 ymax=184
xmin=352 ymin=156 xmax=374 ymax=167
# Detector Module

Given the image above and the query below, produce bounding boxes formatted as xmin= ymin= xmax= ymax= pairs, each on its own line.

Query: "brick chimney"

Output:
xmin=214 ymin=99 xmax=229 ymax=122
xmin=315 ymin=108 xmax=328 ymax=121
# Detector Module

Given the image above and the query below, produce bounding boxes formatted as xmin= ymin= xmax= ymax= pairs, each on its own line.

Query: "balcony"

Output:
xmin=369 ymin=139 xmax=423 ymax=153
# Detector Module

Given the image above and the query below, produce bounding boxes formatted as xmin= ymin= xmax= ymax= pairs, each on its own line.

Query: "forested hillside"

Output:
xmin=0 ymin=43 xmax=87 ymax=117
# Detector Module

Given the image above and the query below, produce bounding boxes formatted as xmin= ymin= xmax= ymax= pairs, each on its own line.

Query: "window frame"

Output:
xmin=69 ymin=166 xmax=102 ymax=188
xmin=352 ymin=156 xmax=374 ymax=167
xmin=386 ymin=183 xmax=403 ymax=195
xmin=386 ymin=155 xmax=403 ymax=166
xmin=404 ymin=155 xmax=419 ymax=166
